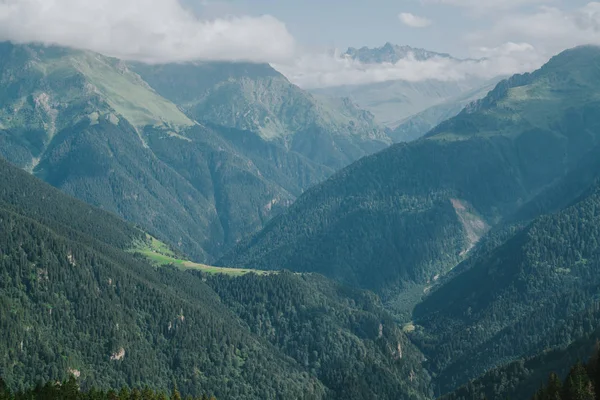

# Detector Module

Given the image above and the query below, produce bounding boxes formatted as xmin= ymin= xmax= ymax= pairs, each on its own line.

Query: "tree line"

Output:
xmin=0 ymin=376 xmax=216 ymax=400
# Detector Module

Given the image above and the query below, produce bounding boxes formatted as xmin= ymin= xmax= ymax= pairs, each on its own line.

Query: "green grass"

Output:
xmin=34 ymin=50 xmax=194 ymax=129
xmin=132 ymin=235 xmax=272 ymax=276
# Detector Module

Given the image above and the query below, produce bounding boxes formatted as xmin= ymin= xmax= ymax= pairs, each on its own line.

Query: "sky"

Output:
xmin=0 ymin=0 xmax=597 ymax=88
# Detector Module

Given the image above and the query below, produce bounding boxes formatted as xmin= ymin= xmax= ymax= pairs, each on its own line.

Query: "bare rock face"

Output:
xmin=110 ymin=348 xmax=125 ymax=361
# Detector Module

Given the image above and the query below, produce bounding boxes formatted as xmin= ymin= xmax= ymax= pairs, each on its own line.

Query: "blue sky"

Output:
xmin=189 ymin=0 xmax=592 ymax=57
xmin=0 ymin=0 xmax=597 ymax=87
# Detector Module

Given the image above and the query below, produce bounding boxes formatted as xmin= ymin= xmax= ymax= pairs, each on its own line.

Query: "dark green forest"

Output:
xmin=412 ymin=180 xmax=600 ymax=390
xmin=0 ymin=157 xmax=427 ymax=399
xmin=445 ymin=342 xmax=600 ymax=400
xmin=207 ymin=272 xmax=431 ymax=400
xmin=0 ymin=376 xmax=215 ymax=400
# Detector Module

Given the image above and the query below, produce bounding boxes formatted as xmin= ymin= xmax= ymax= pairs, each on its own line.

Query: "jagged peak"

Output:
xmin=344 ymin=42 xmax=454 ymax=64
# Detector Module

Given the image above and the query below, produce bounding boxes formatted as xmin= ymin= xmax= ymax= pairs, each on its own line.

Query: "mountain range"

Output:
xmin=221 ymin=45 xmax=600 ymax=395
xmin=313 ymin=43 xmax=492 ymax=130
xmin=3 ymin=38 xmax=600 ymax=400
xmin=0 ymin=42 xmax=391 ymax=262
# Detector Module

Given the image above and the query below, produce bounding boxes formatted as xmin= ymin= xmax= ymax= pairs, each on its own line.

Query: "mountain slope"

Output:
xmin=207 ymin=272 xmax=432 ymax=400
xmin=442 ymin=328 xmax=600 ymax=400
xmin=0 ymin=155 xmax=429 ymax=400
xmin=0 ymin=157 xmax=322 ymax=399
xmin=390 ymin=79 xmax=500 ymax=142
xmin=133 ymin=62 xmax=391 ymax=170
xmin=0 ymin=155 xmax=431 ymax=400
xmin=221 ymin=46 xmax=600 ymax=305
xmin=412 ymin=178 xmax=600 ymax=393
xmin=0 ymin=42 xmax=344 ymax=261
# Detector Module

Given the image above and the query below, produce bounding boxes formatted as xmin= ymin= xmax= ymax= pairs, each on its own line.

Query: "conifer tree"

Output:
xmin=119 ymin=387 xmax=131 ymax=400
xmin=547 ymin=372 xmax=563 ymax=400
xmin=563 ymin=363 xmax=595 ymax=400
xmin=170 ymin=385 xmax=181 ymax=400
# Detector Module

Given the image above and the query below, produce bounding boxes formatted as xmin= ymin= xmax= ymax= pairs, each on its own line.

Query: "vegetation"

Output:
xmin=206 ymin=272 xmax=432 ymax=400
xmin=0 ymin=377 xmax=215 ymax=400
xmin=390 ymin=78 xmax=499 ymax=142
xmin=441 ymin=328 xmax=600 ymax=400
xmin=222 ymin=46 xmax=600 ymax=311
xmin=133 ymin=62 xmax=390 ymax=169
xmin=212 ymin=46 xmax=600 ymax=398
xmin=132 ymin=235 xmax=272 ymax=276
xmin=0 ymin=156 xmax=430 ymax=399
xmin=412 ymin=180 xmax=600 ymax=394
xmin=8 ymin=39 xmax=600 ymax=400
xmin=0 ymin=41 xmax=392 ymax=264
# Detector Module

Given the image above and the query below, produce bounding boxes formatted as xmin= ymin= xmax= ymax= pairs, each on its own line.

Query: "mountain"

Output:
xmin=390 ymin=79 xmax=500 ymax=142
xmin=0 ymin=42 xmax=390 ymax=262
xmin=0 ymin=155 xmax=316 ymax=398
xmin=132 ymin=62 xmax=391 ymax=170
xmin=313 ymin=43 xmax=489 ymax=129
xmin=411 ymin=175 xmax=600 ymax=393
xmin=0 ymin=155 xmax=432 ymax=399
xmin=443 ymin=328 xmax=600 ymax=400
xmin=344 ymin=42 xmax=455 ymax=64
xmin=221 ymin=46 xmax=600 ymax=314
xmin=206 ymin=272 xmax=432 ymax=400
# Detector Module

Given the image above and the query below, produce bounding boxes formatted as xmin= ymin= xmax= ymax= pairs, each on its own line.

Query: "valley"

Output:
xmin=1 ymin=7 xmax=599 ymax=398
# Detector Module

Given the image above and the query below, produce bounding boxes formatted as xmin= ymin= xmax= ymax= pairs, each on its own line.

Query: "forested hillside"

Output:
xmin=443 ymin=330 xmax=600 ymax=400
xmin=207 ymin=272 xmax=431 ymax=400
xmin=0 ymin=377 xmax=215 ymax=400
xmin=411 ymin=178 xmax=600 ymax=393
xmin=0 ymin=156 xmax=429 ymax=400
xmin=222 ymin=46 xmax=600 ymax=308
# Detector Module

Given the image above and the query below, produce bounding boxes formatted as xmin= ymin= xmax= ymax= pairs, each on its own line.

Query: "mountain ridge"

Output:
xmin=0 ymin=41 xmax=391 ymax=262
xmin=221 ymin=45 xmax=600 ymax=310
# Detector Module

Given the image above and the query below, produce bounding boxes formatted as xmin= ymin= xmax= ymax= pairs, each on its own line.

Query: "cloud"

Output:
xmin=468 ymin=2 xmax=600 ymax=54
xmin=273 ymin=42 xmax=547 ymax=88
xmin=0 ymin=0 xmax=296 ymax=63
xmin=398 ymin=13 xmax=432 ymax=28
xmin=423 ymin=0 xmax=551 ymax=12
xmin=0 ymin=0 xmax=587 ymax=90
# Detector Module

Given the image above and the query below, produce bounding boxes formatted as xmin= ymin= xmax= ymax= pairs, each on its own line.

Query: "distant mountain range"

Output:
xmin=344 ymin=42 xmax=456 ymax=63
xmin=313 ymin=43 xmax=492 ymax=131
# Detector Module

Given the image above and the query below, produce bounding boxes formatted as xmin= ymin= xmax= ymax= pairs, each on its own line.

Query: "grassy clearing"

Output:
xmin=132 ymin=235 xmax=272 ymax=276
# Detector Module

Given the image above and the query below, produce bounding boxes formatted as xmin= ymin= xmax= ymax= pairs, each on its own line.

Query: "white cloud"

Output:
xmin=468 ymin=2 xmax=600 ymax=54
xmin=398 ymin=12 xmax=433 ymax=28
xmin=0 ymin=0 xmax=296 ymax=63
xmin=0 ymin=0 xmax=588 ymax=90
xmin=423 ymin=0 xmax=551 ymax=12
xmin=273 ymin=43 xmax=546 ymax=88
